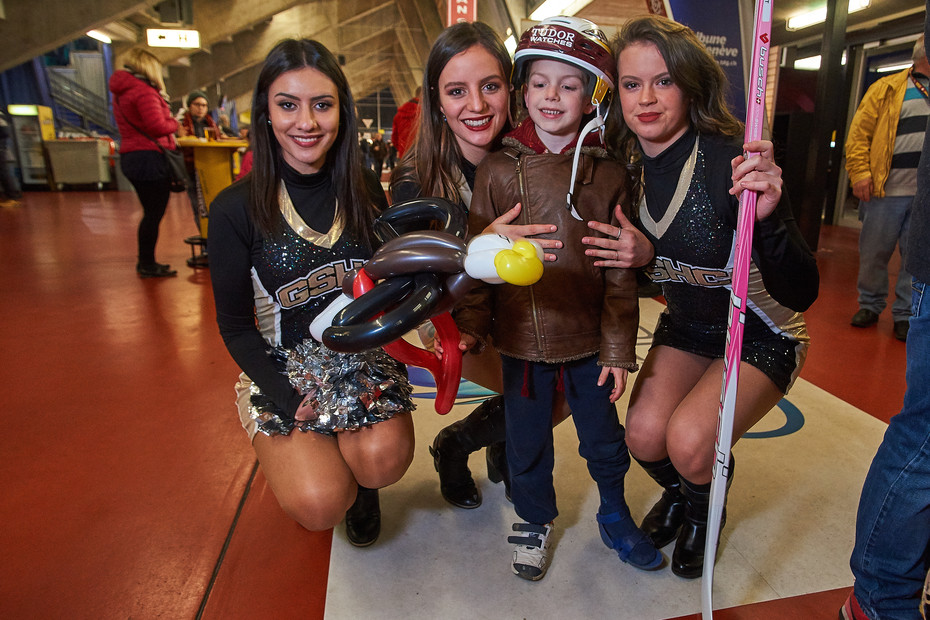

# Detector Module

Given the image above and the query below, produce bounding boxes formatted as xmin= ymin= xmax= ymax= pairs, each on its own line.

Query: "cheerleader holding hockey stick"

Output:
xmin=584 ymin=12 xmax=818 ymax=595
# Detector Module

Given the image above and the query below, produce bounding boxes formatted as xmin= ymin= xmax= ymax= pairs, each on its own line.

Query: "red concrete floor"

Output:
xmin=799 ymin=224 xmax=908 ymax=423
xmin=0 ymin=189 xmax=905 ymax=619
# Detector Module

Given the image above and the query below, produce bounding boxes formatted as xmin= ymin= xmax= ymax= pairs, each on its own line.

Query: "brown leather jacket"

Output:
xmin=454 ymin=139 xmax=639 ymax=369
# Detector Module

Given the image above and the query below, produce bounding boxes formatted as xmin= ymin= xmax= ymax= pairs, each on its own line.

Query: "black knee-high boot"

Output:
xmin=429 ymin=395 xmax=506 ymax=508
xmin=635 ymin=457 xmax=686 ymax=548
xmin=671 ymin=456 xmax=735 ymax=579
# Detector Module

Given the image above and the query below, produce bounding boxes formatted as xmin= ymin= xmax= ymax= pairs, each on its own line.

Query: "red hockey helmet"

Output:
xmin=513 ymin=16 xmax=616 ymax=108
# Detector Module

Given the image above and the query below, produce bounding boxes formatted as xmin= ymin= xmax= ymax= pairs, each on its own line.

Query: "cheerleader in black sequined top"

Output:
xmin=208 ymin=39 xmax=415 ymax=547
xmin=584 ymin=16 xmax=819 ymax=579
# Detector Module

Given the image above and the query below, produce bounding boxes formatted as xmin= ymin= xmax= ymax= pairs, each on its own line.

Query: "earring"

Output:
xmin=267 ymin=119 xmax=272 ymax=125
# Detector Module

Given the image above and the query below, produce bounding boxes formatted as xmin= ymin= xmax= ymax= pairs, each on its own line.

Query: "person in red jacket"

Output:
xmin=109 ymin=48 xmax=180 ymax=278
xmin=390 ymin=86 xmax=420 ymax=157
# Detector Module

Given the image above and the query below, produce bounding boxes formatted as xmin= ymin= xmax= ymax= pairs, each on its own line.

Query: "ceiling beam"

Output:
xmin=0 ymin=0 xmax=159 ymax=73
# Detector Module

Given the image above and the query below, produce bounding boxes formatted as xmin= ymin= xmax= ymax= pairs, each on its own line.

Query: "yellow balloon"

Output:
xmin=494 ymin=240 xmax=544 ymax=286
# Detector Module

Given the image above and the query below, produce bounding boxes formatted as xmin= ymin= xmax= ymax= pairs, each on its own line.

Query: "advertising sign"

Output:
xmin=447 ymin=0 xmax=477 ymax=26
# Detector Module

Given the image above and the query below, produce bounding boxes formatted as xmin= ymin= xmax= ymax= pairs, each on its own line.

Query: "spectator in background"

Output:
xmin=370 ymin=132 xmax=386 ymax=176
xmin=0 ymin=109 xmax=22 ymax=208
xmin=844 ymin=35 xmax=929 ymax=342
xmin=178 ymin=90 xmax=224 ymax=228
xmin=218 ymin=112 xmax=237 ymax=137
xmin=235 ymin=123 xmax=252 ymax=181
xmin=359 ymin=135 xmax=371 ymax=172
xmin=386 ymin=139 xmax=397 ymax=170
xmin=178 ymin=91 xmax=221 ymax=140
xmin=391 ymin=86 xmax=420 ymax=157
xmin=109 ymin=48 xmax=180 ymax=277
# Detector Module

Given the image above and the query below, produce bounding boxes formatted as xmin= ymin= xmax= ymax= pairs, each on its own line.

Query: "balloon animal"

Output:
xmin=309 ymin=198 xmax=544 ymax=414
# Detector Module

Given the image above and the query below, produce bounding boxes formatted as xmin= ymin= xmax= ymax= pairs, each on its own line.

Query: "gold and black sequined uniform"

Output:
xmin=209 ymin=163 xmax=413 ymax=436
xmin=639 ymin=129 xmax=819 ymax=393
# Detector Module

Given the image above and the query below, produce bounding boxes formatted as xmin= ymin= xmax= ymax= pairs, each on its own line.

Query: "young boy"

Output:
xmin=453 ymin=16 xmax=662 ymax=581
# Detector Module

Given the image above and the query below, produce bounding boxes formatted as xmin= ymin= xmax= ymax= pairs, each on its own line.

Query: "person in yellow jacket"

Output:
xmin=844 ymin=35 xmax=930 ymax=341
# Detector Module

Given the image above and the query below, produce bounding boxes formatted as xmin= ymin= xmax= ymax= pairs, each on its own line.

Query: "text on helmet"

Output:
xmin=530 ymin=27 xmax=576 ymax=48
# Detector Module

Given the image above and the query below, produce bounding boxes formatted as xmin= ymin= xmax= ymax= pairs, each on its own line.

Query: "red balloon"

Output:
xmin=353 ymin=269 xmax=463 ymax=414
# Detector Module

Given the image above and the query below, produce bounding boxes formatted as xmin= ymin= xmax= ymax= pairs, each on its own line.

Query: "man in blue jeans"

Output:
xmin=844 ymin=35 xmax=930 ymax=342
xmin=843 ymin=6 xmax=930 ymax=618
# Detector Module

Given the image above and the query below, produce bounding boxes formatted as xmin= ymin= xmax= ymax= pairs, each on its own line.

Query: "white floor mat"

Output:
xmin=324 ymin=299 xmax=886 ymax=620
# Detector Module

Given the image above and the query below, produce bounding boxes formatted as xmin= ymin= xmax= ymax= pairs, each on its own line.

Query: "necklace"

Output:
xmin=278 ymin=184 xmax=343 ymax=249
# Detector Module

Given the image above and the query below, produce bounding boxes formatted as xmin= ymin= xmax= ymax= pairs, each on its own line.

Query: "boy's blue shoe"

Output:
xmin=597 ymin=509 xmax=665 ymax=571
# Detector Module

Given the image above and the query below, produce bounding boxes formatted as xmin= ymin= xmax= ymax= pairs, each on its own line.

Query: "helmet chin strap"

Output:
xmin=566 ymin=113 xmax=605 ymax=221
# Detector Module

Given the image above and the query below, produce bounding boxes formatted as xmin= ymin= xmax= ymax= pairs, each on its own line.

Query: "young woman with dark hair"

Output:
xmin=209 ymin=39 xmax=415 ymax=547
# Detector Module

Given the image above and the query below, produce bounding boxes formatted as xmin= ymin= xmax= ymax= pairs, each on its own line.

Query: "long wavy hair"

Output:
xmin=391 ymin=22 xmax=515 ymax=204
xmin=249 ymin=39 xmax=375 ymax=244
xmin=605 ymin=15 xmax=743 ymax=164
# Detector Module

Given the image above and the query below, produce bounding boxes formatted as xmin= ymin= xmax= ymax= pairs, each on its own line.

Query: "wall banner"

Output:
xmin=447 ymin=0 xmax=477 ymax=26
xmin=651 ymin=0 xmax=747 ymax=120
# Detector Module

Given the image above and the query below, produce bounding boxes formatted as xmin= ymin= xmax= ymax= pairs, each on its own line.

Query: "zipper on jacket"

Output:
xmin=516 ymin=156 xmax=544 ymax=352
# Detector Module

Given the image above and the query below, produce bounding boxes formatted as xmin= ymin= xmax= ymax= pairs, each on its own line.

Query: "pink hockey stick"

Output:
xmin=702 ymin=1 xmax=773 ymax=617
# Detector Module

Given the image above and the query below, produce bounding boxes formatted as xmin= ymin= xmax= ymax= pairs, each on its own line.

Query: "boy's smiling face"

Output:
xmin=523 ymin=59 xmax=594 ymax=154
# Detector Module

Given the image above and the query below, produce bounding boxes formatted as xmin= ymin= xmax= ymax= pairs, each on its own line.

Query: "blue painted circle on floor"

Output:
xmin=743 ymin=398 xmax=805 ymax=439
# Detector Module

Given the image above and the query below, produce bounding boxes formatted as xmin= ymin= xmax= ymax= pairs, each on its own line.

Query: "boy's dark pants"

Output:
xmin=501 ymin=354 xmax=631 ymax=525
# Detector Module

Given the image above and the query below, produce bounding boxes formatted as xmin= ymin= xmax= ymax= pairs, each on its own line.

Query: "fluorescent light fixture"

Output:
xmin=146 ymin=28 xmax=200 ymax=49
xmin=794 ymin=55 xmax=822 ymax=70
xmin=86 ymin=30 xmax=112 ymax=44
xmin=787 ymin=7 xmax=827 ymax=30
xmin=787 ymin=0 xmax=870 ymax=31
xmin=8 ymin=104 xmax=39 ymax=116
xmin=529 ymin=0 xmax=594 ymax=21
xmin=793 ymin=51 xmax=847 ymax=71
xmin=877 ymin=62 xmax=913 ymax=73
xmin=505 ymin=34 xmax=517 ymax=56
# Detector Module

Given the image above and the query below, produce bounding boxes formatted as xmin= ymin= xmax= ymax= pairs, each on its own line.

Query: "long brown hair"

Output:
xmin=249 ymin=39 xmax=375 ymax=244
xmin=606 ymin=15 xmax=743 ymax=162
xmin=390 ymin=22 xmax=515 ymax=204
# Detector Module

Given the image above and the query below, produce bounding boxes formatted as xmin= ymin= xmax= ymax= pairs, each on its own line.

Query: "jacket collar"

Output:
xmin=502 ymin=117 xmax=607 ymax=158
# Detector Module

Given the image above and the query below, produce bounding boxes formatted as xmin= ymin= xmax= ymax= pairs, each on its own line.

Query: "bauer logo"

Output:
xmin=530 ymin=26 xmax=576 ymax=48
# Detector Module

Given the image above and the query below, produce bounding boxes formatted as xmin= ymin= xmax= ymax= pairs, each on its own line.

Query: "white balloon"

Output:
xmin=309 ymin=293 xmax=354 ymax=342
